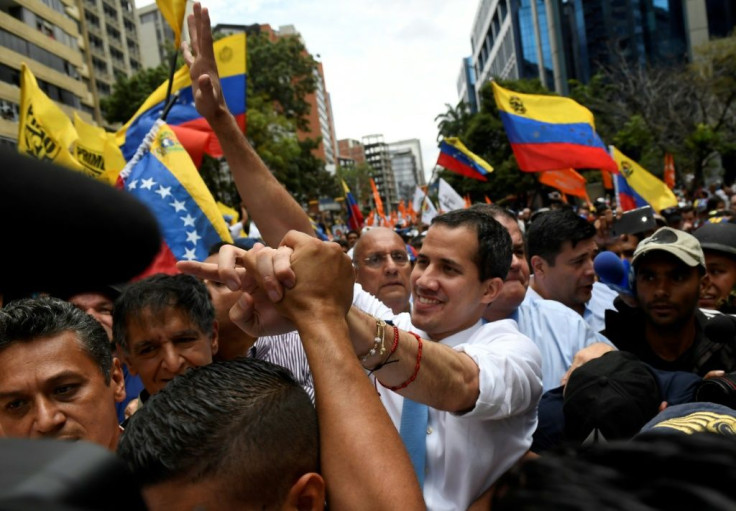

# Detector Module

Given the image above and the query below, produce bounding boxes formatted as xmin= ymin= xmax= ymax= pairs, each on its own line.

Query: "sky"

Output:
xmin=142 ymin=0 xmax=480 ymax=182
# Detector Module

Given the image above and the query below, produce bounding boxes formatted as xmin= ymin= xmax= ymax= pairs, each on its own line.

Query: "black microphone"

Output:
xmin=703 ymin=314 xmax=736 ymax=345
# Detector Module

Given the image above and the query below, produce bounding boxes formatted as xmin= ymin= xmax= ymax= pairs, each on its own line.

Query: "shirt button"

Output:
xmin=427 ymin=426 xmax=433 ymax=435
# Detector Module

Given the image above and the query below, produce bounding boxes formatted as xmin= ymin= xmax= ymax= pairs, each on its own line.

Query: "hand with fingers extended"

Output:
xmin=176 ymin=243 xmax=297 ymax=338
xmin=181 ymin=2 xmax=227 ymax=122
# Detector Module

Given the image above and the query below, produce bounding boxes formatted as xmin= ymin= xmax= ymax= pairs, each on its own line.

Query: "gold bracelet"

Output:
xmin=359 ymin=318 xmax=386 ymax=363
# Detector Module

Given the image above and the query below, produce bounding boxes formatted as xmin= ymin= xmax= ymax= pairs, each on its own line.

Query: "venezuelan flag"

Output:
xmin=119 ymin=120 xmax=232 ymax=274
xmin=615 ymin=173 xmax=649 ymax=211
xmin=117 ymin=33 xmax=246 ymax=165
xmin=611 ymin=146 xmax=677 ymax=213
xmin=342 ymin=179 xmax=364 ymax=232
xmin=492 ymin=82 xmax=617 ymax=173
xmin=437 ymin=137 xmax=492 ymax=181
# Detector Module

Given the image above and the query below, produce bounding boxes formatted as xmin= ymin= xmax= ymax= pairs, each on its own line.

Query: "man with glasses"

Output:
xmin=353 ymin=227 xmax=412 ymax=314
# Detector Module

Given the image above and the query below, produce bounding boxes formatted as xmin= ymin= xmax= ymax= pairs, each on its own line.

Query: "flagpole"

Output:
xmin=160 ymin=45 xmax=179 ymax=122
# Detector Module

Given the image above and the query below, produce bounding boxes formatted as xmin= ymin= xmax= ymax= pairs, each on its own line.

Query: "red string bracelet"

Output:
xmin=380 ymin=331 xmax=423 ymax=391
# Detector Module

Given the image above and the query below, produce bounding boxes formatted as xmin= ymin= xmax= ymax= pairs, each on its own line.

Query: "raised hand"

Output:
xmin=181 ymin=2 xmax=227 ymax=122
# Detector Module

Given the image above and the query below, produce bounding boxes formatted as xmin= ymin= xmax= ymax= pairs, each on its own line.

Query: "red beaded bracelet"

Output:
xmin=380 ymin=331 xmax=423 ymax=391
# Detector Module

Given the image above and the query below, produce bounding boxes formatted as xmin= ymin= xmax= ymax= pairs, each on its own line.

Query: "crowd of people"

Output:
xmin=1 ymin=3 xmax=736 ymax=510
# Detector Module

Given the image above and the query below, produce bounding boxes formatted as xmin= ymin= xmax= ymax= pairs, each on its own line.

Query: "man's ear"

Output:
xmin=210 ymin=320 xmax=219 ymax=356
xmin=530 ymin=255 xmax=546 ymax=277
xmin=116 ymin=345 xmax=137 ymax=376
xmin=480 ymin=277 xmax=505 ymax=305
xmin=282 ymin=472 xmax=325 ymax=511
xmin=110 ymin=357 xmax=126 ymax=404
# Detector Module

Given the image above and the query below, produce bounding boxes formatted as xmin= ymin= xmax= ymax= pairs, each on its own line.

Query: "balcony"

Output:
xmin=90 ymin=44 xmax=106 ymax=59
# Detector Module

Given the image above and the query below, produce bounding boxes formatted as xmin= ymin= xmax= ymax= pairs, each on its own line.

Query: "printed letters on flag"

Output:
xmin=492 ymin=82 xmax=617 ymax=173
xmin=17 ymin=63 xmax=83 ymax=172
xmin=611 ymin=146 xmax=677 ymax=213
xmin=436 ymin=137 xmax=493 ymax=181
xmin=119 ymin=120 xmax=232 ymax=271
xmin=73 ymin=113 xmax=126 ymax=184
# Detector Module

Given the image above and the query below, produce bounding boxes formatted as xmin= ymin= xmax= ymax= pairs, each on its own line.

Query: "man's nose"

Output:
xmin=33 ymin=397 xmax=65 ymax=436
xmin=160 ymin=343 xmax=185 ymax=374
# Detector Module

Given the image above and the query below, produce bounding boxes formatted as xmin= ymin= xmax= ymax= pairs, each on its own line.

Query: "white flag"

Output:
xmin=421 ymin=196 xmax=438 ymax=225
xmin=438 ymin=178 xmax=465 ymax=212
xmin=412 ymin=186 xmax=425 ymax=213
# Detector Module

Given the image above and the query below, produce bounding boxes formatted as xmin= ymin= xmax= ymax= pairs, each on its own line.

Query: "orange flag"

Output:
xmin=664 ymin=153 xmax=675 ymax=190
xmin=365 ymin=210 xmax=375 ymax=226
xmin=539 ymin=169 xmax=590 ymax=200
xmin=484 ymin=195 xmax=493 ymax=204
xmin=464 ymin=194 xmax=472 ymax=208
xmin=601 ymin=169 xmax=614 ymax=190
xmin=370 ymin=178 xmax=386 ymax=219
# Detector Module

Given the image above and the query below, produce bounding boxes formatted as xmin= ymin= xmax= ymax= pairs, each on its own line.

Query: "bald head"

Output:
xmin=353 ymin=228 xmax=412 ymax=314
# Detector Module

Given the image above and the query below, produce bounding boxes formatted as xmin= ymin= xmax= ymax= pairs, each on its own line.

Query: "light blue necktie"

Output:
xmin=399 ymin=397 xmax=429 ymax=488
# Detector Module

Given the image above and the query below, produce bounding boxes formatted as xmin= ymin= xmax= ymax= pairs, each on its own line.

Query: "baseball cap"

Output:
xmin=632 ymin=227 xmax=705 ymax=270
xmin=563 ymin=351 xmax=662 ymax=444
xmin=693 ymin=222 xmax=736 ymax=258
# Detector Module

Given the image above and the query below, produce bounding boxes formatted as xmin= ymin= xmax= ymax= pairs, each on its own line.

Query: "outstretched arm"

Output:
xmin=182 ymin=3 xmax=314 ymax=246
xmin=241 ymin=232 xmax=425 ymax=510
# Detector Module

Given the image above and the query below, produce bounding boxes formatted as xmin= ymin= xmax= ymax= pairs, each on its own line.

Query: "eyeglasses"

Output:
xmin=359 ymin=251 xmax=410 ymax=268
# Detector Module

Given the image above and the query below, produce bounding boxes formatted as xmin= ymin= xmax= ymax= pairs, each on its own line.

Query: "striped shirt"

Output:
xmin=249 ymin=283 xmax=396 ymax=404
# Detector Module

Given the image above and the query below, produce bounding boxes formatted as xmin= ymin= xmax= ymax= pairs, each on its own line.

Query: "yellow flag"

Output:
xmin=156 ymin=0 xmax=187 ymax=47
xmin=611 ymin=146 xmax=678 ymax=212
xmin=17 ymin=63 xmax=82 ymax=172
xmin=216 ymin=201 xmax=240 ymax=225
xmin=73 ymin=113 xmax=126 ymax=184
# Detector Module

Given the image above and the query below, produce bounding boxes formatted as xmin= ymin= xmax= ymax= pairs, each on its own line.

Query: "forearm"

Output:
xmin=347 ymin=307 xmax=480 ymax=413
xmin=296 ymin=317 xmax=425 ymax=511
xmin=207 ymin=110 xmax=315 ymax=247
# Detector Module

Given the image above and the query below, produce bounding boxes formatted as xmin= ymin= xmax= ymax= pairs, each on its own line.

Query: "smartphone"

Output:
xmin=612 ymin=206 xmax=656 ymax=236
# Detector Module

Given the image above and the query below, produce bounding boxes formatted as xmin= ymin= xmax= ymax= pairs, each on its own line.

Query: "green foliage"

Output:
xmin=246 ymin=32 xmax=318 ymax=131
xmin=338 ymin=162 xmax=374 ymax=209
xmin=434 ymin=78 xmax=549 ymax=207
xmin=100 ymin=64 xmax=171 ymax=124
xmin=102 ymin=27 xmax=334 ymax=207
xmin=438 ymin=33 xmax=736 ymax=202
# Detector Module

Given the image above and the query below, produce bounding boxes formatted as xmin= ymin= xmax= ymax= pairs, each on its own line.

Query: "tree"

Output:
xmin=435 ymin=101 xmax=472 ymax=140
xmin=100 ymin=64 xmax=172 ymax=125
xmin=101 ymin=27 xmax=337 ymax=207
xmin=569 ymin=33 xmax=736 ymax=191
xmin=338 ymin=162 xmax=374 ymax=210
xmin=434 ymin=78 xmax=550 ymax=208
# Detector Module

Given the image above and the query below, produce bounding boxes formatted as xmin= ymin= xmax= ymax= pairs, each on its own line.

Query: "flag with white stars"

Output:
xmin=120 ymin=120 xmax=232 ymax=263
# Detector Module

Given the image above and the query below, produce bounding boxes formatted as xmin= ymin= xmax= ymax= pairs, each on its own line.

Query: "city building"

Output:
xmin=388 ymin=138 xmax=426 ymax=203
xmin=337 ymin=137 xmax=366 ymax=169
xmin=0 ymin=0 xmax=96 ymax=145
xmin=136 ymin=0 xmax=193 ymax=69
xmin=457 ymin=56 xmax=479 ymax=113
xmin=80 ymin=0 xmax=142 ymax=105
xmin=363 ymin=134 xmax=397 ymax=212
xmin=465 ymin=0 xmax=735 ymax=105
xmin=213 ymin=22 xmax=339 ymax=174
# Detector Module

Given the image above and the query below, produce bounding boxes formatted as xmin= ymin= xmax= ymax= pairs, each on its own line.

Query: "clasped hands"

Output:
xmin=178 ymin=231 xmax=355 ymax=338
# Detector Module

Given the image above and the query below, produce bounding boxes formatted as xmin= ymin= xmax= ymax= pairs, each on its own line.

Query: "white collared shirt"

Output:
xmin=372 ymin=317 xmax=542 ymax=511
